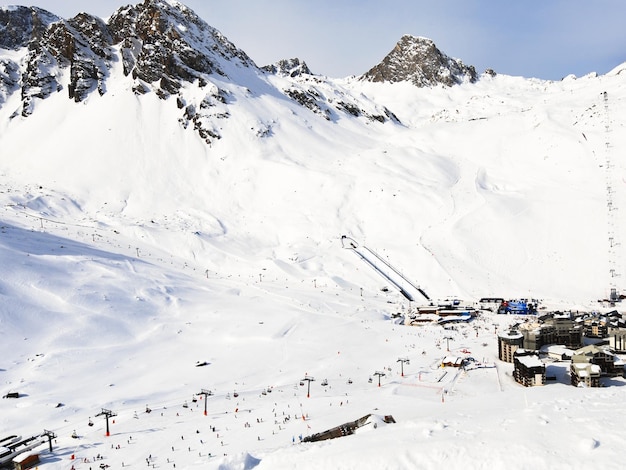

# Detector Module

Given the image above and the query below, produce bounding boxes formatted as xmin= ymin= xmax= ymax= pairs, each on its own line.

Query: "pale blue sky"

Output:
xmin=13 ymin=0 xmax=626 ymax=79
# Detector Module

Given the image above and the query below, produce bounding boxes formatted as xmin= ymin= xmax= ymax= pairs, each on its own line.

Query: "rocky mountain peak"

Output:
xmin=361 ymin=34 xmax=477 ymax=87
xmin=108 ymin=0 xmax=255 ymax=90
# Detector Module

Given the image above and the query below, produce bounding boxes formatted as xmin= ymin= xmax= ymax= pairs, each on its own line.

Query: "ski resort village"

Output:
xmin=1 ymin=0 xmax=626 ymax=469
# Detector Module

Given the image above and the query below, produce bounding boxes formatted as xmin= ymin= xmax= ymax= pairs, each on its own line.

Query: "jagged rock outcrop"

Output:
xmin=0 ymin=58 xmax=20 ymax=105
xmin=0 ymin=6 xmax=59 ymax=49
xmin=108 ymin=0 xmax=255 ymax=96
xmin=0 ymin=6 xmax=61 ymax=112
xmin=262 ymin=58 xmax=311 ymax=77
xmin=47 ymin=13 xmax=114 ymax=102
xmin=362 ymin=35 xmax=477 ymax=87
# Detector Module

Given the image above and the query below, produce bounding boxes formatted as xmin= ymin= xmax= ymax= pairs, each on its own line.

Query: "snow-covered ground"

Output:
xmin=1 ymin=33 xmax=626 ymax=468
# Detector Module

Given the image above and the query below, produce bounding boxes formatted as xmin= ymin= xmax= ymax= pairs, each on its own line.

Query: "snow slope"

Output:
xmin=1 ymin=21 xmax=626 ymax=468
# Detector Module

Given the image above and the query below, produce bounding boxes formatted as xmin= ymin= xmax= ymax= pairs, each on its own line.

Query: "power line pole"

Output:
xmin=198 ymin=389 xmax=214 ymax=416
xmin=301 ymin=376 xmax=315 ymax=398
xmin=96 ymin=408 xmax=117 ymax=437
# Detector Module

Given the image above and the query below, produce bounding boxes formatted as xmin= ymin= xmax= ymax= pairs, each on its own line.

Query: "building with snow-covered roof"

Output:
xmin=441 ymin=356 xmax=464 ymax=368
xmin=539 ymin=344 xmax=574 ymax=361
xmin=582 ymin=317 xmax=608 ymax=338
xmin=498 ymin=330 xmax=524 ymax=363
xmin=517 ymin=316 xmax=583 ymax=350
xmin=513 ymin=351 xmax=546 ymax=387
xmin=570 ymin=362 xmax=601 ymax=387
xmin=572 ymin=344 xmax=625 ymax=377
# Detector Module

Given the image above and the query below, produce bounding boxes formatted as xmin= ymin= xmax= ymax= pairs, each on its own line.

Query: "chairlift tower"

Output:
xmin=43 ymin=430 xmax=57 ymax=452
xmin=301 ymin=376 xmax=315 ymax=398
xmin=96 ymin=408 xmax=117 ymax=437
xmin=198 ymin=388 xmax=214 ymax=416
xmin=397 ymin=358 xmax=410 ymax=377
xmin=373 ymin=371 xmax=386 ymax=387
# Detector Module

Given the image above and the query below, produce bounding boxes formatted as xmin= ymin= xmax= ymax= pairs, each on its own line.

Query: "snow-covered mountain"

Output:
xmin=1 ymin=1 xmax=626 ymax=468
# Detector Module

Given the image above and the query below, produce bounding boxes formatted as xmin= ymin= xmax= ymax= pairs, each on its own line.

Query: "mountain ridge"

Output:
xmin=1 ymin=0 xmax=487 ymax=124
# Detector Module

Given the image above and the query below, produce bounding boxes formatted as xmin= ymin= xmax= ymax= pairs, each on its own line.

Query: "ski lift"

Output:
xmin=88 ymin=417 xmax=94 ymax=427
xmin=183 ymin=401 xmax=189 ymax=408
xmin=266 ymin=387 xmax=272 ymax=393
xmin=71 ymin=430 xmax=79 ymax=439
xmin=347 ymin=379 xmax=353 ymax=384
xmin=261 ymin=390 xmax=267 ymax=396
xmin=368 ymin=377 xmax=373 ymax=383
xmin=233 ymin=392 xmax=239 ymax=398
xmin=145 ymin=405 xmax=152 ymax=414
xmin=192 ymin=396 xmax=198 ymax=403
xmin=321 ymin=379 xmax=328 ymax=387
xmin=299 ymin=381 xmax=305 ymax=386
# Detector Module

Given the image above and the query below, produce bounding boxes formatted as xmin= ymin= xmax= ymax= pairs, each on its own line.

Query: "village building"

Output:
xmin=539 ymin=344 xmax=574 ymax=361
xmin=607 ymin=328 xmax=626 ymax=353
xmin=582 ymin=317 xmax=608 ymax=338
xmin=544 ymin=316 xmax=584 ymax=348
xmin=513 ymin=351 xmax=546 ymax=387
xmin=441 ymin=356 xmax=464 ymax=368
xmin=405 ymin=313 xmax=439 ymax=325
xmin=518 ymin=321 xmax=553 ymax=350
xmin=570 ymin=362 xmax=602 ymax=387
xmin=479 ymin=297 xmax=505 ymax=312
xmin=498 ymin=330 xmax=524 ymax=363
xmin=571 ymin=344 xmax=625 ymax=377
xmin=517 ymin=316 xmax=583 ymax=350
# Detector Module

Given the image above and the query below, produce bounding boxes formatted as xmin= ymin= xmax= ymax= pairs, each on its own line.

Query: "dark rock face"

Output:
xmin=108 ymin=0 xmax=255 ymax=93
xmin=262 ymin=58 xmax=311 ymax=77
xmin=0 ymin=58 xmax=20 ymax=105
xmin=362 ymin=35 xmax=477 ymax=87
xmin=0 ymin=6 xmax=61 ymax=112
xmin=0 ymin=6 xmax=59 ymax=49
xmin=48 ymin=14 xmax=114 ymax=102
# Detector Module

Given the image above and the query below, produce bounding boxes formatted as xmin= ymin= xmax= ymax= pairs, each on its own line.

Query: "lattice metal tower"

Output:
xmin=602 ymin=91 xmax=621 ymax=301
